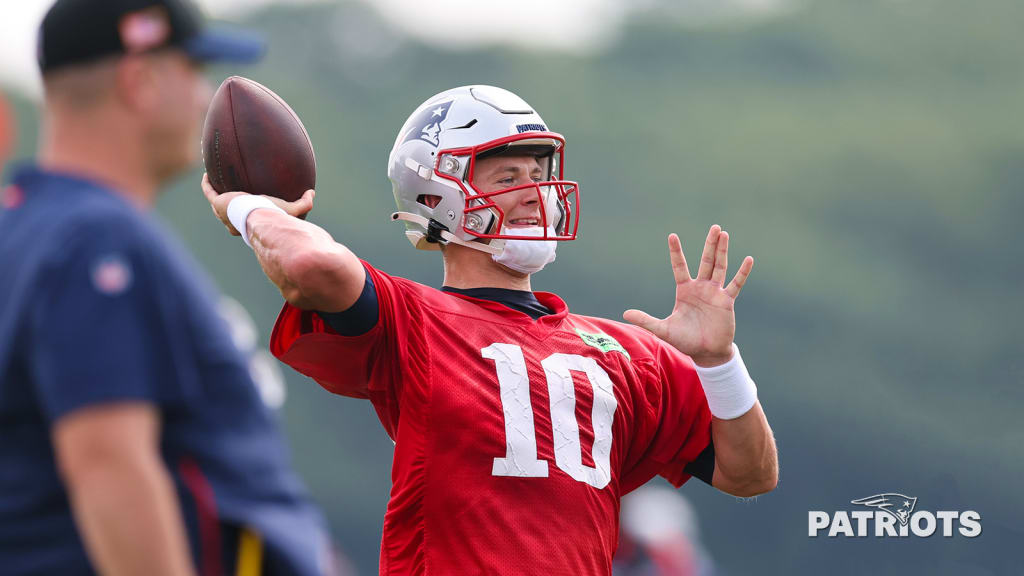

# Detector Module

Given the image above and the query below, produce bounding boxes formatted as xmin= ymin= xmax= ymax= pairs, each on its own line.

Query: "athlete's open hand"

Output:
xmin=201 ymin=173 xmax=314 ymax=236
xmin=624 ymin=225 xmax=753 ymax=367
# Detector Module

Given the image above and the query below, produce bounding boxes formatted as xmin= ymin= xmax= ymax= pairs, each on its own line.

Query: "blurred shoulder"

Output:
xmin=5 ymin=195 xmax=160 ymax=289
xmin=51 ymin=196 xmax=153 ymax=260
xmin=9 ymin=169 xmax=151 ymax=249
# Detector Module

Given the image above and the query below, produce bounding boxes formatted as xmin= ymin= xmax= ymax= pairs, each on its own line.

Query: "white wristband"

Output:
xmin=693 ymin=343 xmax=758 ymax=420
xmin=226 ymin=195 xmax=286 ymax=248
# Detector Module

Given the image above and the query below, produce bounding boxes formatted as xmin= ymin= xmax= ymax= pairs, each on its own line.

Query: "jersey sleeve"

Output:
xmin=29 ymin=221 xmax=199 ymax=423
xmin=315 ymin=269 xmax=379 ymax=336
xmin=620 ymin=341 xmax=713 ymax=493
xmin=269 ymin=262 xmax=427 ymax=437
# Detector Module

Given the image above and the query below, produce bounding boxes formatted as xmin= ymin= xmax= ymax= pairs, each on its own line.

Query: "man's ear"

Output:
xmin=113 ymin=56 xmax=159 ymax=113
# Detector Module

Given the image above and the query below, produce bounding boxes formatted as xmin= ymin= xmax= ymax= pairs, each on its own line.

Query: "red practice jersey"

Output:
xmin=271 ymin=263 xmax=712 ymax=576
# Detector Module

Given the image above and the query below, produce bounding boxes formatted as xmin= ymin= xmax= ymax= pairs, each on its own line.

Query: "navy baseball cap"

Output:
xmin=38 ymin=0 xmax=265 ymax=74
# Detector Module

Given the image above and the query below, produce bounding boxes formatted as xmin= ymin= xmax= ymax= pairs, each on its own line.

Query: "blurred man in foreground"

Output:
xmin=0 ymin=1 xmax=330 ymax=574
xmin=204 ymin=85 xmax=777 ymax=574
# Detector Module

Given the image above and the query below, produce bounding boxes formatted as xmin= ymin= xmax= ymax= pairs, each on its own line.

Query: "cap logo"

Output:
xmin=119 ymin=7 xmax=171 ymax=53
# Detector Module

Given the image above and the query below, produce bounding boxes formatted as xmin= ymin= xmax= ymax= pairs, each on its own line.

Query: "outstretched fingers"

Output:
xmin=667 ymin=234 xmax=692 ymax=285
xmin=696 ymin=225 xmax=721 ymax=281
xmin=710 ymin=230 xmax=729 ymax=286
xmin=725 ymin=256 xmax=754 ymax=298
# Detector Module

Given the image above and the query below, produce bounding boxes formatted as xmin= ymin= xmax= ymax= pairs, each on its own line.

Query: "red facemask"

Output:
xmin=433 ymin=132 xmax=581 ymax=242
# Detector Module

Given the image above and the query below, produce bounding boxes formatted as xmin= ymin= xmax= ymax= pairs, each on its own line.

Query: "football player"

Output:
xmin=203 ymin=85 xmax=778 ymax=575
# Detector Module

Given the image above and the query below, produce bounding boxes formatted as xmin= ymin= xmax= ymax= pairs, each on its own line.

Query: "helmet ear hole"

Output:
xmin=417 ymin=194 xmax=442 ymax=209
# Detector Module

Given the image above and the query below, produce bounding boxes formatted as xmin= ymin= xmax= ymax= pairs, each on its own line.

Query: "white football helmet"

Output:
xmin=388 ymin=85 xmax=580 ymax=255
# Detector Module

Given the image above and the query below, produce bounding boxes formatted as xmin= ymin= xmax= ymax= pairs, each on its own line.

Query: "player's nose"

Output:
xmin=511 ymin=182 xmax=541 ymax=206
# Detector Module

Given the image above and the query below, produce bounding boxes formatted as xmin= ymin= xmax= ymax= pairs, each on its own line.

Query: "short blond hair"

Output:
xmin=42 ymin=56 xmax=120 ymax=110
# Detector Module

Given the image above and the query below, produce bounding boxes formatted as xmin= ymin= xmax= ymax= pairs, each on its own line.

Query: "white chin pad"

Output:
xmin=492 ymin=226 xmax=558 ymax=274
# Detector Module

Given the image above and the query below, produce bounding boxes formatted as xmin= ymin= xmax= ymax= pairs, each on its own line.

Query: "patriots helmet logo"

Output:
xmin=851 ymin=493 xmax=918 ymax=526
xmin=401 ymin=100 xmax=452 ymax=148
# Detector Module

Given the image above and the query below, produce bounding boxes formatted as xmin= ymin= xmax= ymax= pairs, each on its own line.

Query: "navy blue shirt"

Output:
xmin=0 ymin=167 xmax=327 ymax=576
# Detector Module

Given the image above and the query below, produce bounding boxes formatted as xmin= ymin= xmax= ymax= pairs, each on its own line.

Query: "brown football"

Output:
xmin=202 ymin=76 xmax=315 ymax=202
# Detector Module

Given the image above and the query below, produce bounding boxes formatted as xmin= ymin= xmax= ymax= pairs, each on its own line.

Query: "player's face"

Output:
xmin=471 ymin=154 xmax=548 ymax=228
xmin=145 ymin=51 xmax=212 ymax=182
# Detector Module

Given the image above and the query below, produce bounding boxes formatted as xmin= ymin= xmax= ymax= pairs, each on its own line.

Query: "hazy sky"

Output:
xmin=0 ymin=0 xmax=327 ymax=95
xmin=0 ymin=0 xmax=790 ymax=97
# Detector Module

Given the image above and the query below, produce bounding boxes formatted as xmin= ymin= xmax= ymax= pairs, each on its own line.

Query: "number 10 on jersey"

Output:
xmin=482 ymin=343 xmax=618 ymax=489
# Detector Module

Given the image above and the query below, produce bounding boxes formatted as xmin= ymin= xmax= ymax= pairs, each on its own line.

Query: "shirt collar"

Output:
xmin=443 ymin=288 xmax=570 ymax=326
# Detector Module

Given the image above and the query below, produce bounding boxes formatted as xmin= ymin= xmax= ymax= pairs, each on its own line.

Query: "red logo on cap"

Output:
xmin=119 ymin=7 xmax=171 ymax=53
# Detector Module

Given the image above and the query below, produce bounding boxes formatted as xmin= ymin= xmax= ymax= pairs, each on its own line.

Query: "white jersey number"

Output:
xmin=482 ymin=343 xmax=618 ymax=489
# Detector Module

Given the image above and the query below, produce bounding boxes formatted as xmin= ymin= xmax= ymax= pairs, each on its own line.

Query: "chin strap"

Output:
xmin=391 ymin=212 xmax=504 ymax=256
